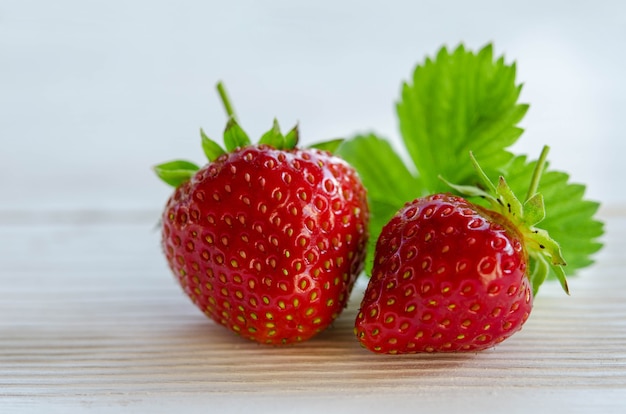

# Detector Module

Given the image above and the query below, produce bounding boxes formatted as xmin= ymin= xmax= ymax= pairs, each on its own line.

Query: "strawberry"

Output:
xmin=354 ymin=148 xmax=566 ymax=353
xmin=155 ymin=83 xmax=369 ymax=345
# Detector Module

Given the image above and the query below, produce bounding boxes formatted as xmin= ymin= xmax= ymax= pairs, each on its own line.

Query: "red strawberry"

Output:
xmin=155 ymin=83 xmax=369 ymax=345
xmin=354 ymin=148 xmax=566 ymax=353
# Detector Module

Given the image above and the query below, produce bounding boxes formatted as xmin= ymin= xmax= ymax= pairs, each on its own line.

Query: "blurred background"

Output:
xmin=1 ymin=0 xmax=624 ymax=212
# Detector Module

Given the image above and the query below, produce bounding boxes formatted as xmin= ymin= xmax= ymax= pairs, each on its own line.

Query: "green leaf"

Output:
xmin=529 ymin=254 xmax=550 ymax=297
xmin=310 ymin=138 xmax=344 ymax=153
xmin=469 ymin=151 xmax=497 ymax=195
xmin=503 ymin=154 xmax=604 ymax=279
xmin=200 ymin=128 xmax=226 ymax=161
xmin=259 ymin=119 xmax=285 ymax=149
xmin=337 ymin=134 xmax=423 ymax=212
xmin=396 ymin=43 xmax=527 ymax=194
xmin=551 ymin=263 xmax=570 ymax=295
xmin=284 ymin=124 xmax=299 ymax=149
xmin=153 ymin=160 xmax=200 ymax=187
xmin=438 ymin=177 xmax=492 ymax=199
xmin=336 ymin=134 xmax=423 ymax=274
xmin=223 ymin=117 xmax=251 ymax=151
xmin=523 ymin=193 xmax=545 ymax=226
xmin=440 ymin=149 xmax=569 ymax=293
xmin=328 ymin=43 xmax=603 ymax=287
xmin=496 ymin=176 xmax=523 ymax=219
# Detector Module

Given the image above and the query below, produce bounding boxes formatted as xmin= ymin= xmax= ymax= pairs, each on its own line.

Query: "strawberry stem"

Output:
xmin=216 ymin=81 xmax=238 ymax=121
xmin=525 ymin=145 xmax=550 ymax=202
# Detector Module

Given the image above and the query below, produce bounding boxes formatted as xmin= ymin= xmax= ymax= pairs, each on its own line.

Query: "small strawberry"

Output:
xmin=354 ymin=147 xmax=566 ymax=353
xmin=155 ymin=83 xmax=369 ymax=345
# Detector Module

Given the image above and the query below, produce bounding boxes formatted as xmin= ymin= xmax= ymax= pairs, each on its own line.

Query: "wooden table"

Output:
xmin=1 ymin=207 xmax=624 ymax=413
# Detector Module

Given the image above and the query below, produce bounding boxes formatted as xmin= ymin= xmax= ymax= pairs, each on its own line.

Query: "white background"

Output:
xmin=1 ymin=0 xmax=624 ymax=212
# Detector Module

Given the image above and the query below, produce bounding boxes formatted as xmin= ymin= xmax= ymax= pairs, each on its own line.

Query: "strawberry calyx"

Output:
xmin=441 ymin=146 xmax=568 ymax=296
xmin=214 ymin=81 xmax=300 ymax=153
xmin=154 ymin=81 xmax=313 ymax=188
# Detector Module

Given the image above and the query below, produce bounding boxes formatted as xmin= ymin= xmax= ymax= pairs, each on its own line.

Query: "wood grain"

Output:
xmin=1 ymin=209 xmax=625 ymax=413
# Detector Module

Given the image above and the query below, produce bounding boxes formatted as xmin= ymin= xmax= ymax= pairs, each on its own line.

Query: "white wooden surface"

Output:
xmin=0 ymin=207 xmax=624 ymax=413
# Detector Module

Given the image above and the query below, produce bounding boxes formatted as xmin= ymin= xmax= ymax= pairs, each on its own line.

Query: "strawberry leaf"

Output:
xmin=523 ymin=193 xmax=546 ymax=226
xmin=397 ymin=43 xmax=528 ymax=194
xmin=338 ymin=44 xmax=529 ymax=274
xmin=284 ymin=124 xmax=299 ymax=148
xmin=259 ymin=119 xmax=285 ymax=149
xmin=337 ymin=134 xmax=423 ymax=215
xmin=336 ymin=134 xmax=423 ymax=273
xmin=310 ymin=138 xmax=344 ymax=153
xmin=223 ymin=118 xmax=251 ymax=151
xmin=154 ymin=160 xmax=200 ymax=187
xmin=200 ymin=128 xmax=226 ymax=161
xmin=337 ymin=43 xmax=603 ymax=282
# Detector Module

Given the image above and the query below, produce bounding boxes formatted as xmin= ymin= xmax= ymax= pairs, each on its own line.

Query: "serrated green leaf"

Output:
xmin=200 ymin=128 xmax=226 ymax=161
xmin=397 ymin=43 xmax=527 ymax=194
xmin=153 ymin=160 xmax=200 ymax=187
xmin=223 ymin=117 xmax=251 ymax=151
xmin=337 ymin=134 xmax=423 ymax=211
xmin=336 ymin=134 xmax=423 ymax=274
xmin=335 ymin=43 xmax=603 ymax=286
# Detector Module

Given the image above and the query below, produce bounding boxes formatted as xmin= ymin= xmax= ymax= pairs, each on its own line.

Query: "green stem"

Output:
xmin=216 ymin=81 xmax=237 ymax=121
xmin=525 ymin=145 xmax=550 ymax=202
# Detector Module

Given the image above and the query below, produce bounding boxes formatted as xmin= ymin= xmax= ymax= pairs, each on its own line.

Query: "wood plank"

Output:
xmin=1 ymin=210 xmax=624 ymax=413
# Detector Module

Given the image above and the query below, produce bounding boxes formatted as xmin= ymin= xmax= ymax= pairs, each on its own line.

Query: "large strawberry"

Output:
xmin=155 ymin=83 xmax=369 ymax=345
xmin=354 ymin=148 xmax=566 ymax=353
